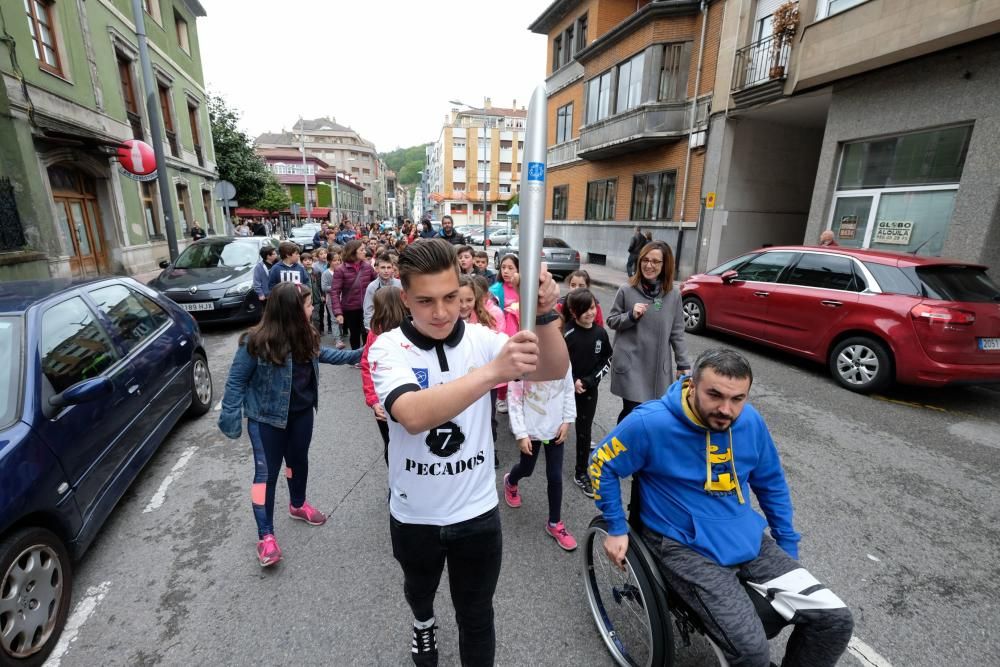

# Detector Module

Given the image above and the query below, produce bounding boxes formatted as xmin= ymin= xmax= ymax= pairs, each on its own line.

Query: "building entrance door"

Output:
xmin=48 ymin=165 xmax=109 ymax=276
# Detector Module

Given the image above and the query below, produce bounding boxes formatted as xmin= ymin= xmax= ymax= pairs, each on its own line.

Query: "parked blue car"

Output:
xmin=0 ymin=277 xmax=212 ymax=665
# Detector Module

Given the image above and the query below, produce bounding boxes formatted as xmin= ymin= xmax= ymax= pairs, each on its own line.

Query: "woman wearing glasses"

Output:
xmin=607 ymin=240 xmax=691 ymax=423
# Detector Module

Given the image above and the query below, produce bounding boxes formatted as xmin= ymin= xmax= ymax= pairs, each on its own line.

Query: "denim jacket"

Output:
xmin=218 ymin=344 xmax=361 ymax=438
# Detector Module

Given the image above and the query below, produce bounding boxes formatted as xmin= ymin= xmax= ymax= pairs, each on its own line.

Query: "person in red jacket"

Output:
xmin=330 ymin=240 xmax=377 ymax=351
xmin=360 ymin=286 xmax=409 ymax=465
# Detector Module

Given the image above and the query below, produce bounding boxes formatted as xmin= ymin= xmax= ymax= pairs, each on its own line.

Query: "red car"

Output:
xmin=680 ymin=246 xmax=1000 ymax=393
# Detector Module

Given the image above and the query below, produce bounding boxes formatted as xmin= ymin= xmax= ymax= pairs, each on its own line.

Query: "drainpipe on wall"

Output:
xmin=677 ymin=0 xmax=709 ymax=223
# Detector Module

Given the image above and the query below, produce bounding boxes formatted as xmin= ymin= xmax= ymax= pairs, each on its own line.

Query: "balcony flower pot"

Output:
xmin=770 ymin=2 xmax=799 ymax=79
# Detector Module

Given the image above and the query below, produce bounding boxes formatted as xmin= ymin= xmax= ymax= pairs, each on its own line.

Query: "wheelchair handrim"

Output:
xmin=583 ymin=524 xmax=658 ymax=666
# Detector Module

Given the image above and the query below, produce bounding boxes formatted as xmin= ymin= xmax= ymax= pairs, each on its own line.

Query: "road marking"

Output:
xmin=213 ymin=400 xmax=222 ymax=411
xmin=871 ymin=394 xmax=948 ymax=413
xmin=848 ymin=636 xmax=893 ymax=667
xmin=142 ymin=446 xmax=198 ymax=513
xmin=44 ymin=581 xmax=111 ymax=667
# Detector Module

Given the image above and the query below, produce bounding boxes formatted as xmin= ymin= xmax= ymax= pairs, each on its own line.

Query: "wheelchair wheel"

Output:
xmin=583 ymin=517 xmax=670 ymax=666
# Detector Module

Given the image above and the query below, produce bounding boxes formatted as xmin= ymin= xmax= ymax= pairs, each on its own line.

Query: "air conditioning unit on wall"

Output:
xmin=689 ymin=130 xmax=707 ymax=149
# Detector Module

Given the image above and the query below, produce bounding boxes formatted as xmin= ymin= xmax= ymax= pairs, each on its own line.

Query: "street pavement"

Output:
xmin=46 ymin=273 xmax=1000 ymax=666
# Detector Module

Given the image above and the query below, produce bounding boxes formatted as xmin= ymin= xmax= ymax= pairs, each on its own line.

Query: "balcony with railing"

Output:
xmin=547 ymin=139 xmax=579 ymax=167
xmin=731 ymin=34 xmax=791 ymax=106
xmin=578 ymin=101 xmax=691 ymax=160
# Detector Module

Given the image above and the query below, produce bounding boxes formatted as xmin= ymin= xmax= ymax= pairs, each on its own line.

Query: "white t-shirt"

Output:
xmin=370 ymin=318 xmax=508 ymax=526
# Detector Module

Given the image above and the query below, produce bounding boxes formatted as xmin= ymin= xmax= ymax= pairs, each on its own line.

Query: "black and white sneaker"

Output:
xmin=411 ymin=623 xmax=439 ymax=667
xmin=574 ymin=474 xmax=595 ymax=499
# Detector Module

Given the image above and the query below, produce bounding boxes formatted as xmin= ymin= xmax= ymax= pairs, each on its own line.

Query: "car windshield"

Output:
xmin=174 ymin=241 xmax=258 ymax=269
xmin=914 ymin=266 xmax=1000 ymax=303
xmin=0 ymin=317 xmax=22 ymax=429
xmin=707 ymin=252 xmax=760 ymax=276
xmin=543 ymin=238 xmax=569 ymax=248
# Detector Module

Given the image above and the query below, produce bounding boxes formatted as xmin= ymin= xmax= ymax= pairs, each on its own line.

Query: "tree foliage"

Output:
xmin=381 ymin=144 xmax=428 ymax=186
xmin=256 ymin=174 xmax=291 ymax=214
xmin=208 ymin=94 xmax=270 ymax=206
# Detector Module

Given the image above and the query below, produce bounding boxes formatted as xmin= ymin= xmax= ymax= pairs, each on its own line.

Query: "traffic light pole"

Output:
xmin=131 ymin=0 xmax=179 ymax=261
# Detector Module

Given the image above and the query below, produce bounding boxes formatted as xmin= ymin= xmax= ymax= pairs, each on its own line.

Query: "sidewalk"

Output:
xmin=132 ymin=269 xmax=161 ymax=285
xmin=578 ymin=262 xmax=626 ymax=291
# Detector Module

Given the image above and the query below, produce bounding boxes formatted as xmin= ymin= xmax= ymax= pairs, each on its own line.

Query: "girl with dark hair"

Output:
xmin=361 ymin=286 xmax=409 ymax=465
xmin=330 ymin=239 xmax=377 ymax=351
xmin=488 ymin=253 xmax=521 ymax=413
xmin=218 ymin=282 xmax=361 ymax=567
xmin=607 ymin=240 xmax=691 ymax=423
xmin=563 ymin=288 xmax=612 ymax=497
xmin=556 ymin=270 xmax=605 ymax=326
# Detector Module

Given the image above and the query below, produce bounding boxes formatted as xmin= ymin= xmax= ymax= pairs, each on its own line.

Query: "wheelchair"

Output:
xmin=582 ymin=485 xmax=790 ymax=666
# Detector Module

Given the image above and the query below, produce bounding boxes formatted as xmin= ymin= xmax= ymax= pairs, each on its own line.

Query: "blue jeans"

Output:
xmin=247 ymin=408 xmax=314 ymax=539
xmin=390 ymin=507 xmax=502 ymax=666
xmin=508 ymin=439 xmax=564 ymax=524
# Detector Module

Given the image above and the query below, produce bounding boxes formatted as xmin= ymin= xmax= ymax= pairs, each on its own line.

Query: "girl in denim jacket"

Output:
xmin=219 ymin=282 xmax=361 ymax=567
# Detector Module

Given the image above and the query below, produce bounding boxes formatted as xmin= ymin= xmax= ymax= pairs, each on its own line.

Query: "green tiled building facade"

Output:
xmin=0 ymin=0 xmax=217 ymax=279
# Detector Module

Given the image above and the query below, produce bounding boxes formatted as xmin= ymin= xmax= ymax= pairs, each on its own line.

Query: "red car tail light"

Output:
xmin=575 ymin=251 xmax=581 ymax=261
xmin=909 ymin=303 xmax=976 ymax=325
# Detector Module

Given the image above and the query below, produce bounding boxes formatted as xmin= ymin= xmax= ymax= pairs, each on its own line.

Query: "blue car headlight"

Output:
xmin=225 ymin=280 xmax=253 ymax=297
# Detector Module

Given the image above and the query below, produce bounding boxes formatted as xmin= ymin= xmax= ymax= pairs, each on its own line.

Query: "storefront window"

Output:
xmin=837 ymin=125 xmax=971 ymax=190
xmin=829 ymin=125 xmax=971 ymax=256
xmin=869 ymin=190 xmax=956 ymax=256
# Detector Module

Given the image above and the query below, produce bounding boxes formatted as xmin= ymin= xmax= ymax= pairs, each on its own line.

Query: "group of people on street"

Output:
xmin=218 ymin=220 xmax=854 ymax=667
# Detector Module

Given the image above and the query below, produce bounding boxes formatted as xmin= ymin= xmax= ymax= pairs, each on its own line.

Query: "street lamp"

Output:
xmin=449 ymin=98 xmax=489 ymax=246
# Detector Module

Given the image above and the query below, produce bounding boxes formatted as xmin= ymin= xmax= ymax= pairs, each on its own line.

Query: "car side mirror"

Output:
xmin=49 ymin=377 xmax=113 ymax=410
xmin=721 ymin=270 xmax=741 ymax=284
xmin=158 ymin=260 xmax=170 ymax=269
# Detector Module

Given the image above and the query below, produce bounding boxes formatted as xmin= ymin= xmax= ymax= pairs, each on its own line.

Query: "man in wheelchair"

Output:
xmin=594 ymin=349 xmax=853 ymax=666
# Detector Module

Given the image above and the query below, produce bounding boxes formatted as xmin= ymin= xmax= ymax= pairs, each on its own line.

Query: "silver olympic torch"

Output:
xmin=519 ymin=84 xmax=547 ymax=333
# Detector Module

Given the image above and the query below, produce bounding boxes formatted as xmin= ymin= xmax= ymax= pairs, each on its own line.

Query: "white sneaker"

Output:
xmin=496 ymin=399 xmax=508 ymax=414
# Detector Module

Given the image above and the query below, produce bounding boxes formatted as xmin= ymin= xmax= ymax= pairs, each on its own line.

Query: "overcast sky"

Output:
xmin=198 ymin=0 xmax=552 ymax=151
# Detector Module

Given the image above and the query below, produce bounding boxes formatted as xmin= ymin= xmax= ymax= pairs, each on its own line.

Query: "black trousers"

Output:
xmin=574 ymin=387 xmax=599 ymax=477
xmin=390 ymin=507 xmax=502 ymax=667
xmin=342 ymin=308 xmax=365 ymax=350
xmin=617 ymin=398 xmax=641 ymax=424
xmin=376 ymin=418 xmax=389 ymax=466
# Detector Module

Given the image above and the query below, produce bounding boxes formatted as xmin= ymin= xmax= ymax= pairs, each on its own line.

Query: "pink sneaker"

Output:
xmin=503 ymin=473 xmax=521 ymax=508
xmin=257 ymin=534 xmax=281 ymax=567
xmin=289 ymin=501 xmax=327 ymax=525
xmin=545 ymin=521 xmax=578 ymax=551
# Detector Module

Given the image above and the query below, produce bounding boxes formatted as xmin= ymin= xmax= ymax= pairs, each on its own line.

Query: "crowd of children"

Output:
xmin=226 ymin=230 xmax=615 ymax=558
xmin=220 ymin=235 xmax=617 ymax=667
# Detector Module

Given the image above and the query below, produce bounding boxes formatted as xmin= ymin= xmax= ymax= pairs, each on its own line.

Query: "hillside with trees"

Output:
xmin=381 ymin=144 xmax=428 ymax=186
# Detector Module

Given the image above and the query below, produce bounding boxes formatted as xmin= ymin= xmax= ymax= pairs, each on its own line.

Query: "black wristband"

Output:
xmin=535 ymin=310 xmax=560 ymax=326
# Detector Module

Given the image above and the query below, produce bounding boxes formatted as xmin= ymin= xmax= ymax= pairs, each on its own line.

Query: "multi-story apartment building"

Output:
xmin=425 ymin=101 xmax=526 ymax=229
xmin=385 ymin=169 xmax=410 ymax=220
xmin=701 ymin=0 xmax=1000 ymax=273
xmin=239 ymin=148 xmax=364 ymax=225
xmin=0 ymin=0 xmax=218 ymax=279
xmin=256 ymin=117 xmax=384 ymax=223
xmin=530 ymin=0 xmax=721 ymax=273
xmin=412 ymin=185 xmax=425 ymax=221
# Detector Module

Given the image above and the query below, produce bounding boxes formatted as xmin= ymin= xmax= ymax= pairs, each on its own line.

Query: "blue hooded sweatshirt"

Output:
xmin=593 ymin=378 xmax=800 ymax=566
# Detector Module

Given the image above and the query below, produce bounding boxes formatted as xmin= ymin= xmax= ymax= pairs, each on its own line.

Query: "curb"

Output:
xmin=587 ymin=276 xmax=622 ymax=291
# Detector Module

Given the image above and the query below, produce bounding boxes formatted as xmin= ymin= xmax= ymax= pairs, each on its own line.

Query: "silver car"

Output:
xmin=492 ymin=235 xmax=581 ymax=277
xmin=468 ymin=225 xmax=506 ymax=245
